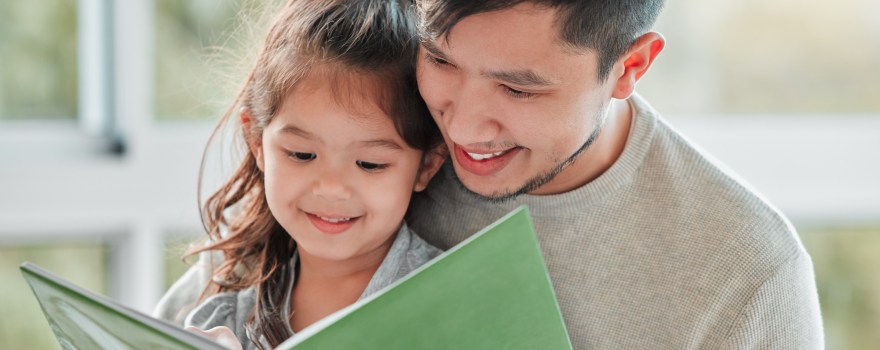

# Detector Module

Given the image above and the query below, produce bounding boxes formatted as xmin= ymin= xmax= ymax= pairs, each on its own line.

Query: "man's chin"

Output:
xmin=450 ymin=159 xmax=569 ymax=203
xmin=451 ymin=172 xmax=524 ymax=203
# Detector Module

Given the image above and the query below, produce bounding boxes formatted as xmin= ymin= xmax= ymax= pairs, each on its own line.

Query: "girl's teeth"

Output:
xmin=467 ymin=150 xmax=507 ymax=160
xmin=319 ymin=216 xmax=352 ymax=223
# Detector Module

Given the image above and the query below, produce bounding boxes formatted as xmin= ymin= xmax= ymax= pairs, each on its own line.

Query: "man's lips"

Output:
xmin=453 ymin=144 xmax=521 ymax=177
xmin=306 ymin=213 xmax=360 ymax=234
xmin=464 ymin=149 xmax=511 ymax=160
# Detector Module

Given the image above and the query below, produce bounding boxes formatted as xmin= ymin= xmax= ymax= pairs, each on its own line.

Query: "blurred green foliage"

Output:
xmin=4 ymin=0 xmax=879 ymax=121
xmin=154 ymin=0 xmax=243 ymax=120
xmin=636 ymin=0 xmax=880 ymax=114
xmin=163 ymin=230 xmax=202 ymax=289
xmin=0 ymin=244 xmax=107 ymax=350
xmin=0 ymin=0 xmax=77 ymax=119
xmin=801 ymin=227 xmax=880 ymax=349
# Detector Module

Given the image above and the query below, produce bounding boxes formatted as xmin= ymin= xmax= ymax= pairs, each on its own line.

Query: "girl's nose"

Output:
xmin=312 ymin=171 xmax=352 ymax=201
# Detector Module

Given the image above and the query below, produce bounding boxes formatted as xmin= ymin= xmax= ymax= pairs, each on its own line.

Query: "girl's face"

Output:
xmin=253 ymin=70 xmax=441 ymax=265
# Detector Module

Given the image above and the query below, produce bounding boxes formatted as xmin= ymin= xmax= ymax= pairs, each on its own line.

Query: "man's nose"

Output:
xmin=442 ymin=82 xmax=502 ymax=146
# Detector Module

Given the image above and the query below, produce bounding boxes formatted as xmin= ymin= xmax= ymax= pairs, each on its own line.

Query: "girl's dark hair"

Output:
xmin=416 ymin=0 xmax=665 ymax=81
xmin=188 ymin=0 xmax=440 ymax=347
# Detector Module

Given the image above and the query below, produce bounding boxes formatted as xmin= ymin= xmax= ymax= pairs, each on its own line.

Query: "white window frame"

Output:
xmin=0 ymin=0 xmax=210 ymax=313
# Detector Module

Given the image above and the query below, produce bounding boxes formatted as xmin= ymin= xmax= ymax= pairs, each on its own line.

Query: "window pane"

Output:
xmin=163 ymin=230 xmax=203 ymax=290
xmin=640 ymin=0 xmax=880 ymax=114
xmin=0 ymin=243 xmax=108 ymax=350
xmin=155 ymin=0 xmax=251 ymax=120
xmin=800 ymin=227 xmax=880 ymax=350
xmin=0 ymin=1 xmax=78 ymax=120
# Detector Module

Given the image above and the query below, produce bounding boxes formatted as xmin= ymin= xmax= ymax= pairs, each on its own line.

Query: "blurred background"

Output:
xmin=1 ymin=0 xmax=877 ymax=348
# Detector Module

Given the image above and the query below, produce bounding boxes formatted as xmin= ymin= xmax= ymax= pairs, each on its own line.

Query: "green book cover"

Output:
xmin=279 ymin=206 xmax=571 ymax=349
xmin=20 ymin=262 xmax=224 ymax=349
xmin=22 ymin=206 xmax=571 ymax=349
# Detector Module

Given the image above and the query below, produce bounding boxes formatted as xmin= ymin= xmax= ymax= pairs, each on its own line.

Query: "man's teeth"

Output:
xmin=319 ymin=216 xmax=352 ymax=223
xmin=467 ymin=150 xmax=508 ymax=160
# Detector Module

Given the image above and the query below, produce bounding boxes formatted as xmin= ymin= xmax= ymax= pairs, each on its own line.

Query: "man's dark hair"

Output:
xmin=416 ymin=0 xmax=665 ymax=81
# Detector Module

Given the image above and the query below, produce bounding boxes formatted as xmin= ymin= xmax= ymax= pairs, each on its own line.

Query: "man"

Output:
xmin=407 ymin=1 xmax=824 ymax=348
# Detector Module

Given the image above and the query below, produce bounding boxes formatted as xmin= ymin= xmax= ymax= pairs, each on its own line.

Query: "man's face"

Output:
xmin=416 ymin=3 xmax=618 ymax=200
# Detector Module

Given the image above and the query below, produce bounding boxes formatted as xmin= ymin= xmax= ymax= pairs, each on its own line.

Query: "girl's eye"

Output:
xmin=289 ymin=152 xmax=316 ymax=162
xmin=503 ymin=86 xmax=537 ymax=100
xmin=356 ymin=160 xmax=388 ymax=172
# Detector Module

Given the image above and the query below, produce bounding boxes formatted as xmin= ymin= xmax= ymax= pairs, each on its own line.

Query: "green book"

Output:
xmin=20 ymin=262 xmax=224 ymax=349
xmin=22 ymin=206 xmax=572 ymax=349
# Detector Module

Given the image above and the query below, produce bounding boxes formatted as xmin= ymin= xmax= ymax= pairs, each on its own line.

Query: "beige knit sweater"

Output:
xmin=407 ymin=94 xmax=824 ymax=349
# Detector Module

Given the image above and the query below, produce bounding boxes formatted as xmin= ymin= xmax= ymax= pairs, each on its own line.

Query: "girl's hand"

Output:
xmin=185 ymin=325 xmax=243 ymax=350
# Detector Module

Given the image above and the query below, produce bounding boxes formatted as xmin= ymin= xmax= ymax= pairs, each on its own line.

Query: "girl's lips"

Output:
xmin=306 ymin=213 xmax=359 ymax=234
xmin=453 ymin=144 xmax=520 ymax=177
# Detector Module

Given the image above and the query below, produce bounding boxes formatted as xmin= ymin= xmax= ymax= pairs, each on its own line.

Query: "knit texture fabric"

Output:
xmin=407 ymin=94 xmax=824 ymax=349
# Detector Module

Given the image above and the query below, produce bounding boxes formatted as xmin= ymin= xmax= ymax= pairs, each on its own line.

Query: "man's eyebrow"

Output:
xmin=423 ymin=39 xmax=554 ymax=87
xmin=359 ymin=139 xmax=403 ymax=151
xmin=484 ymin=69 xmax=555 ymax=87
xmin=421 ymin=40 xmax=451 ymax=61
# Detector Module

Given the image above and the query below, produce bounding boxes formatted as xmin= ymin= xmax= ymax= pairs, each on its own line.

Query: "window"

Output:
xmin=163 ymin=230 xmax=203 ymax=289
xmin=640 ymin=0 xmax=880 ymax=114
xmin=801 ymin=227 xmax=880 ymax=349
xmin=0 ymin=1 xmax=78 ymax=120
xmin=0 ymin=243 xmax=108 ymax=350
xmin=154 ymin=0 xmax=279 ymax=120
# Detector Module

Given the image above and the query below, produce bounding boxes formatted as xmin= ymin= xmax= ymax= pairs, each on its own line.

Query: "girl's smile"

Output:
xmin=255 ymin=65 xmax=442 ymax=264
xmin=305 ymin=211 xmax=361 ymax=235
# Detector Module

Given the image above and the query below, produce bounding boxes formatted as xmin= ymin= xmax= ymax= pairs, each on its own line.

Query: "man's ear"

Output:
xmin=611 ymin=32 xmax=665 ymax=100
xmin=413 ymin=145 xmax=447 ymax=192
xmin=241 ymin=107 xmax=265 ymax=172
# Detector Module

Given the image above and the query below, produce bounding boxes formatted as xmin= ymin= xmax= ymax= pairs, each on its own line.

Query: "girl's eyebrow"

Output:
xmin=280 ymin=125 xmax=316 ymax=140
xmin=359 ymin=139 xmax=403 ymax=151
xmin=281 ymin=124 xmax=401 ymax=151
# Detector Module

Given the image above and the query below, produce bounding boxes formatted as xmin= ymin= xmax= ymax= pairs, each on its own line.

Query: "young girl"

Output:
xmin=153 ymin=0 xmax=445 ymax=348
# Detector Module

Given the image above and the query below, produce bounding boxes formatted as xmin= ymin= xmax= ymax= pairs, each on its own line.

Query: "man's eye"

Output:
xmin=356 ymin=160 xmax=388 ymax=171
xmin=289 ymin=152 xmax=316 ymax=162
xmin=503 ymin=86 xmax=537 ymax=100
xmin=425 ymin=54 xmax=451 ymax=67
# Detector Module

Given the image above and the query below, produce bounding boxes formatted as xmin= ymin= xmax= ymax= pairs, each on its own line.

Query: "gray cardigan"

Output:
xmin=153 ymin=223 xmax=441 ymax=349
